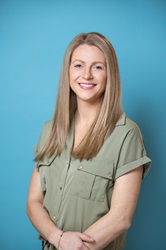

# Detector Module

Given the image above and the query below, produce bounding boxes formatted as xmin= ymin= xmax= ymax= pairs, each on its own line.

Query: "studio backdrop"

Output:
xmin=0 ymin=0 xmax=165 ymax=249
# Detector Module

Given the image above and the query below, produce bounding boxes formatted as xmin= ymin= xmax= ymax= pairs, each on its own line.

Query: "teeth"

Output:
xmin=80 ymin=83 xmax=95 ymax=87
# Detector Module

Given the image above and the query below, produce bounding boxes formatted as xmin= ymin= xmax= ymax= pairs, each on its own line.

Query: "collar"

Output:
xmin=116 ymin=112 xmax=126 ymax=126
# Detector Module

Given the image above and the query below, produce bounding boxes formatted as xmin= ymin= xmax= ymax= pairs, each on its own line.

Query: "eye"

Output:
xmin=74 ymin=64 xmax=82 ymax=68
xmin=94 ymin=65 xmax=103 ymax=70
xmin=96 ymin=66 xmax=102 ymax=69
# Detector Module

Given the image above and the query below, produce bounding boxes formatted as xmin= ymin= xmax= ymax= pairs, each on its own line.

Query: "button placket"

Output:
xmin=56 ymin=159 xmax=71 ymax=213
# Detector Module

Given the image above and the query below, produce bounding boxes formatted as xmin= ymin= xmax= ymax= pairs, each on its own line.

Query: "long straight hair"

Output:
xmin=35 ymin=32 xmax=123 ymax=161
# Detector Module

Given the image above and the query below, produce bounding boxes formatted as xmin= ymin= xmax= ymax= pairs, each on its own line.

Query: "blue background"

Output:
xmin=0 ymin=0 xmax=165 ymax=249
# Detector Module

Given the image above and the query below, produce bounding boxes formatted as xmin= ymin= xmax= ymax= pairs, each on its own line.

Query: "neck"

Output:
xmin=75 ymin=100 xmax=100 ymax=126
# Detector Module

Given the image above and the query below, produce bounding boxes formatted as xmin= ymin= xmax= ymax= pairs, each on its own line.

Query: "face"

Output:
xmin=69 ymin=44 xmax=107 ymax=105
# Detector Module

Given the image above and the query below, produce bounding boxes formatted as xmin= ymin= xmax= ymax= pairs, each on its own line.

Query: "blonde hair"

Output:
xmin=36 ymin=32 xmax=122 ymax=161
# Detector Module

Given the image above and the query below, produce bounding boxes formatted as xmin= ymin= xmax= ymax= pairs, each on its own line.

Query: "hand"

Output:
xmin=59 ymin=231 xmax=94 ymax=250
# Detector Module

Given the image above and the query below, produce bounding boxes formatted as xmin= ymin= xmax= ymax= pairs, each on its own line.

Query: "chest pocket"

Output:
xmin=69 ymin=159 xmax=114 ymax=202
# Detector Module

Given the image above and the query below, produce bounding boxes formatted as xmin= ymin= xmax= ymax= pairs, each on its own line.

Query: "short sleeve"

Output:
xmin=115 ymin=125 xmax=151 ymax=179
xmin=33 ymin=120 xmax=52 ymax=191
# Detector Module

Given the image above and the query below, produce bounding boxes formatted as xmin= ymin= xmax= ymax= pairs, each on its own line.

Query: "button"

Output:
xmin=60 ymin=187 xmax=63 ymax=190
xmin=108 ymin=173 xmax=112 ymax=178
xmin=53 ymin=215 xmax=56 ymax=220
xmin=80 ymin=166 xmax=83 ymax=169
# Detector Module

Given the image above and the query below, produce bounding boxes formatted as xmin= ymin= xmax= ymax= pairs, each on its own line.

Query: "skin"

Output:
xmin=69 ymin=44 xmax=107 ymax=107
xmin=27 ymin=44 xmax=143 ymax=250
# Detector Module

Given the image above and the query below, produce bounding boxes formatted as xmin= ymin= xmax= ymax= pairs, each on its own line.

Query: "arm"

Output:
xmin=83 ymin=166 xmax=143 ymax=250
xmin=26 ymin=168 xmax=94 ymax=249
xmin=26 ymin=167 xmax=62 ymax=247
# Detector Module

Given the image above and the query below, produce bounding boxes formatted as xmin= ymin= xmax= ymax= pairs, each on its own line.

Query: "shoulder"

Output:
xmin=42 ymin=120 xmax=52 ymax=133
xmin=113 ymin=113 xmax=143 ymax=144
xmin=36 ymin=120 xmax=53 ymax=151
xmin=116 ymin=113 xmax=141 ymax=134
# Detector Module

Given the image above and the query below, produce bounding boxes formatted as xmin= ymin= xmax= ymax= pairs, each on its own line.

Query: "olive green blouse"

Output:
xmin=34 ymin=113 xmax=151 ymax=250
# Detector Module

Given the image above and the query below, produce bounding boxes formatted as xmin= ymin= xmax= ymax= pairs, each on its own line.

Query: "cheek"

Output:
xmin=69 ymin=71 xmax=74 ymax=87
xmin=100 ymin=74 xmax=107 ymax=85
xmin=69 ymin=70 xmax=78 ymax=90
xmin=69 ymin=69 xmax=79 ymax=82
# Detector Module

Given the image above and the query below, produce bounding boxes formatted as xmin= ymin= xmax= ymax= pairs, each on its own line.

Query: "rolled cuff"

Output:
xmin=115 ymin=156 xmax=151 ymax=180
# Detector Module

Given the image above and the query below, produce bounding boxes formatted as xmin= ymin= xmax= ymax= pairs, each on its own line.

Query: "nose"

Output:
xmin=82 ymin=67 xmax=93 ymax=79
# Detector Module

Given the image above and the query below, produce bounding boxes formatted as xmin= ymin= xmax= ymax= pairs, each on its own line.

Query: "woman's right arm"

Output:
xmin=26 ymin=167 xmax=63 ymax=248
xmin=26 ymin=167 xmax=93 ymax=249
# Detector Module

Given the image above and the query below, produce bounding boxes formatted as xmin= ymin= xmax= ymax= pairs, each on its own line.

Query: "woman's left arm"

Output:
xmin=83 ymin=166 xmax=143 ymax=250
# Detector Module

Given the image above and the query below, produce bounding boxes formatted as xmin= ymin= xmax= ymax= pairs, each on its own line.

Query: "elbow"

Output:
xmin=120 ymin=218 xmax=131 ymax=232
xmin=26 ymin=199 xmax=35 ymax=219
xmin=114 ymin=215 xmax=131 ymax=234
xmin=123 ymin=219 xmax=131 ymax=231
xmin=26 ymin=199 xmax=43 ymax=220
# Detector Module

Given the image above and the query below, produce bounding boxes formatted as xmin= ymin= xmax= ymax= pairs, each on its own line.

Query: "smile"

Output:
xmin=78 ymin=83 xmax=97 ymax=90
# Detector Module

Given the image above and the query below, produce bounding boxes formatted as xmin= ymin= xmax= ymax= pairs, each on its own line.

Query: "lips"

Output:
xmin=78 ymin=82 xmax=97 ymax=90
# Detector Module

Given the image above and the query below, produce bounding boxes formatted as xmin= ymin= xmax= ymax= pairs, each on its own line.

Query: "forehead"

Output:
xmin=71 ymin=44 xmax=105 ymax=62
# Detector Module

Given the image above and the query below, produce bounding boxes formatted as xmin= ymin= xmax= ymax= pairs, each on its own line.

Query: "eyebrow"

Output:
xmin=72 ymin=59 xmax=105 ymax=65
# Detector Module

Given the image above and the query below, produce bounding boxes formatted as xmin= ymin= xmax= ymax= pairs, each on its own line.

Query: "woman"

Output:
xmin=27 ymin=32 xmax=151 ymax=250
